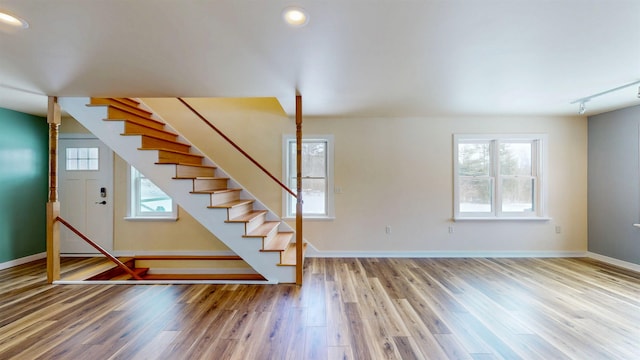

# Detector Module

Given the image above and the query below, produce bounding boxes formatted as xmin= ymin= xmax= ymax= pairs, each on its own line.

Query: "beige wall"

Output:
xmin=143 ymin=98 xmax=588 ymax=255
xmin=112 ymin=155 xmax=230 ymax=253
xmin=302 ymin=115 xmax=587 ymax=254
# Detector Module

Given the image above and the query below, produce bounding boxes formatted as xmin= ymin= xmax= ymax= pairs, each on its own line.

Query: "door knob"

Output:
xmin=95 ymin=201 xmax=107 ymax=205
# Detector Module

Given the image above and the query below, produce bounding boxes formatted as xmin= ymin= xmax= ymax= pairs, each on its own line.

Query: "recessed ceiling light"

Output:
xmin=282 ymin=7 xmax=308 ymax=27
xmin=0 ymin=11 xmax=29 ymax=29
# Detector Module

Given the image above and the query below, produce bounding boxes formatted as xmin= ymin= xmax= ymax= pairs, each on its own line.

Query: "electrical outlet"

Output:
xmin=555 ymin=226 xmax=562 ymax=234
xmin=385 ymin=225 xmax=391 ymax=234
xmin=448 ymin=226 xmax=454 ymax=234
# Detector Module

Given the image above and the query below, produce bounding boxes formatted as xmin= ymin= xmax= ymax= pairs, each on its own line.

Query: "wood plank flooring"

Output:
xmin=0 ymin=257 xmax=638 ymax=359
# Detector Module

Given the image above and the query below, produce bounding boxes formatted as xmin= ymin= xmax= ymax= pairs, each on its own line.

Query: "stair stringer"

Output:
xmin=59 ymin=97 xmax=295 ymax=283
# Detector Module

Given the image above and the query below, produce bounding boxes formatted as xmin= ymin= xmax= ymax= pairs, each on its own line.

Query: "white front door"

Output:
xmin=59 ymin=138 xmax=114 ymax=254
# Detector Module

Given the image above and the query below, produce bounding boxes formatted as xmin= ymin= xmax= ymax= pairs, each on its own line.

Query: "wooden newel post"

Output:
xmin=46 ymin=96 xmax=61 ymax=283
xmin=295 ymin=95 xmax=303 ymax=285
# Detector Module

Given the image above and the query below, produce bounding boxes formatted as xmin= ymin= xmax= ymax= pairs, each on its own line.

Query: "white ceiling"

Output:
xmin=0 ymin=0 xmax=639 ymax=118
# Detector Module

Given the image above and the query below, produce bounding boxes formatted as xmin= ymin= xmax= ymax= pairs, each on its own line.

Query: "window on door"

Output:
xmin=65 ymin=147 xmax=99 ymax=170
xmin=283 ymin=135 xmax=335 ymax=219
xmin=127 ymin=165 xmax=177 ymax=220
xmin=453 ymin=134 xmax=547 ymax=220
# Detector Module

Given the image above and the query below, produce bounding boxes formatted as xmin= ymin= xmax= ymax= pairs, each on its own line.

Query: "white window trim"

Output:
xmin=282 ymin=134 xmax=335 ymax=220
xmin=453 ymin=133 xmax=549 ymax=221
xmin=125 ymin=165 xmax=178 ymax=221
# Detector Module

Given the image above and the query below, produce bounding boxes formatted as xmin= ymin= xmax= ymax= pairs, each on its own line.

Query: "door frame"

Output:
xmin=59 ymin=133 xmax=114 ymax=255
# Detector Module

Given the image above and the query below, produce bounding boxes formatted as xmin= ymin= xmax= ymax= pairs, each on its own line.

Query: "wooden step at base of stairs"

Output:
xmin=142 ymin=273 xmax=267 ymax=281
xmin=64 ymin=257 xmax=134 ymax=281
xmin=110 ymin=267 xmax=150 ymax=280
xmin=279 ymin=242 xmax=307 ymax=266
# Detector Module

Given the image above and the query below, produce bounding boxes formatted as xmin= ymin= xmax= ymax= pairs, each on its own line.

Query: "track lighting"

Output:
xmin=571 ymin=80 xmax=640 ymax=115
xmin=578 ymin=102 xmax=586 ymax=115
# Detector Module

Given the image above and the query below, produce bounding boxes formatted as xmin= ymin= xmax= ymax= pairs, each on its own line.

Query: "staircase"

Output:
xmin=59 ymin=97 xmax=303 ymax=283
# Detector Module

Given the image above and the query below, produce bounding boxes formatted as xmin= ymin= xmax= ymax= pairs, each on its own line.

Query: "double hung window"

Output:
xmin=454 ymin=134 xmax=547 ymax=219
xmin=283 ymin=135 xmax=334 ymax=219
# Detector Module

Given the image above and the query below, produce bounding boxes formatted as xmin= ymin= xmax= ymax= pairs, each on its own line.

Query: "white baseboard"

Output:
xmin=0 ymin=252 xmax=46 ymax=271
xmin=146 ymin=267 xmax=256 ymax=275
xmin=53 ymin=279 xmax=276 ymax=285
xmin=60 ymin=253 xmax=103 ymax=257
xmin=587 ymin=252 xmax=640 ymax=272
xmin=113 ymin=250 xmax=238 ymax=257
xmin=306 ymin=245 xmax=587 ymax=259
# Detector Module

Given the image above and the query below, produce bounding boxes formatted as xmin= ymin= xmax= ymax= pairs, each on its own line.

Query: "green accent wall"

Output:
xmin=0 ymin=108 xmax=48 ymax=263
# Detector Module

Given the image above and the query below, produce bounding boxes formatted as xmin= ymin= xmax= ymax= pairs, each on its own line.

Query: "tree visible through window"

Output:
xmin=454 ymin=134 xmax=546 ymax=219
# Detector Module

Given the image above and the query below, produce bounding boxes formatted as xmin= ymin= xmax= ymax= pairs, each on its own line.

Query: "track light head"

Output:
xmin=579 ymin=102 xmax=586 ymax=115
xmin=637 ymin=85 xmax=640 ymax=98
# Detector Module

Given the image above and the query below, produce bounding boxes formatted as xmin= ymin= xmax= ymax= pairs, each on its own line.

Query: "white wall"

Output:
xmin=142 ymin=98 xmax=588 ymax=256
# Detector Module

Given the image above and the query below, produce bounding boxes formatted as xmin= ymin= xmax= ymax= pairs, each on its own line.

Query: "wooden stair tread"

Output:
xmin=208 ymin=199 xmax=254 ymax=209
xmin=171 ymin=163 xmax=216 ymax=169
xmin=138 ymin=134 xmax=191 ymax=147
xmin=172 ymin=175 xmax=222 ymax=180
xmin=262 ymin=232 xmax=293 ymax=251
xmin=157 ymin=162 xmax=215 ymax=169
xmin=245 ymin=221 xmax=280 ymax=238
xmin=142 ymin=273 xmax=267 ymax=281
xmin=192 ymin=188 xmax=242 ymax=194
xmin=119 ymin=123 xmax=179 ymax=137
xmin=113 ymin=98 xmax=141 ymax=107
xmin=227 ymin=210 xmax=267 ymax=223
xmin=280 ymin=242 xmax=306 ymax=266
xmin=88 ymin=100 xmax=154 ymax=118
xmin=104 ymin=104 xmax=164 ymax=126
xmin=91 ymin=97 xmax=141 ymax=108
xmin=195 ymin=176 xmax=229 ymax=180
xmin=139 ymin=147 xmax=204 ymax=158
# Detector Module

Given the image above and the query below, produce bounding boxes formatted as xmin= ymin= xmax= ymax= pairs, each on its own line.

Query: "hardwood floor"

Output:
xmin=0 ymin=257 xmax=638 ymax=359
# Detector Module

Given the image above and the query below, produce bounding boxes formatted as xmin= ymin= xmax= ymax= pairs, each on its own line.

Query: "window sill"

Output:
xmin=284 ymin=216 xmax=335 ymax=222
xmin=453 ymin=217 xmax=551 ymax=222
xmin=124 ymin=216 xmax=178 ymax=222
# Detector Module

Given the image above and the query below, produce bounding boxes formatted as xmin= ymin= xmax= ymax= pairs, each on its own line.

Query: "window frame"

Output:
xmin=65 ymin=147 xmax=100 ymax=171
xmin=125 ymin=165 xmax=178 ymax=221
xmin=282 ymin=134 xmax=335 ymax=220
xmin=453 ymin=134 xmax=548 ymax=221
